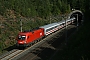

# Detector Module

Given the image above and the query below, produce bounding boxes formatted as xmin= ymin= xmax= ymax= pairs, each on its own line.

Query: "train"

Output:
xmin=16 ymin=17 xmax=75 ymax=47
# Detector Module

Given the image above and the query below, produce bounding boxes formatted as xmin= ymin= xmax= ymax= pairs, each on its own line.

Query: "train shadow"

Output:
xmin=30 ymin=32 xmax=66 ymax=60
xmin=30 ymin=25 xmax=77 ymax=60
xmin=31 ymin=47 xmax=55 ymax=60
xmin=4 ymin=44 xmax=17 ymax=51
xmin=4 ymin=44 xmax=25 ymax=51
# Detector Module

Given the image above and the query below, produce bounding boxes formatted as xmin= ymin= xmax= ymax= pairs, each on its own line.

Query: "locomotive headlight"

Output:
xmin=24 ymin=41 xmax=26 ymax=43
xmin=19 ymin=42 xmax=23 ymax=43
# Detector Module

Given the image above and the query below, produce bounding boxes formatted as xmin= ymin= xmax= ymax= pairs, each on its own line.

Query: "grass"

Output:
xmin=52 ymin=19 xmax=90 ymax=60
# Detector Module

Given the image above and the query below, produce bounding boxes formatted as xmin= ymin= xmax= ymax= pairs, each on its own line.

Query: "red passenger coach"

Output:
xmin=16 ymin=28 xmax=44 ymax=46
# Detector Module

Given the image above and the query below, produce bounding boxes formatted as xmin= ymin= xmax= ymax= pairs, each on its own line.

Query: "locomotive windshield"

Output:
xmin=18 ymin=35 xmax=26 ymax=40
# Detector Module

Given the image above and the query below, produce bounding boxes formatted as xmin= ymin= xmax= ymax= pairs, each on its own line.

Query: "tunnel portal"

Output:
xmin=68 ymin=10 xmax=83 ymax=25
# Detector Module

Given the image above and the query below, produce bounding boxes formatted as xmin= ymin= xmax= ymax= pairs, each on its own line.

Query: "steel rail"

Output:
xmin=0 ymin=49 xmax=22 ymax=60
xmin=0 ymin=23 xmax=76 ymax=60
xmin=18 ymin=25 xmax=76 ymax=60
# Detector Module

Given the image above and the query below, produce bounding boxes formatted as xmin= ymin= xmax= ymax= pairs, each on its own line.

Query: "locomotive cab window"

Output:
xmin=18 ymin=35 xmax=26 ymax=40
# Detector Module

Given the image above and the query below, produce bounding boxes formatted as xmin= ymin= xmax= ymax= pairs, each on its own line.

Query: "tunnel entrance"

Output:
xmin=68 ymin=10 xmax=83 ymax=25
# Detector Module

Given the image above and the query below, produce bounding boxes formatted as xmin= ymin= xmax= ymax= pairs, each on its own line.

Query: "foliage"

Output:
xmin=0 ymin=0 xmax=90 ymax=55
xmin=0 ymin=0 xmax=71 ymax=18
xmin=67 ymin=0 xmax=89 ymax=13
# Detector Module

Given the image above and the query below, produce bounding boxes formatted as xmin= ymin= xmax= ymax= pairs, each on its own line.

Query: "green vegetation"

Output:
xmin=51 ymin=0 xmax=90 ymax=59
xmin=0 ymin=0 xmax=71 ymax=54
xmin=0 ymin=0 xmax=90 ymax=56
xmin=0 ymin=18 xmax=50 ymax=54
xmin=0 ymin=0 xmax=71 ymax=18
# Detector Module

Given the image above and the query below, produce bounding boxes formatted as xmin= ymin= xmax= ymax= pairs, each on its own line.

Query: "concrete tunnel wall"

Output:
xmin=68 ymin=10 xmax=84 ymax=25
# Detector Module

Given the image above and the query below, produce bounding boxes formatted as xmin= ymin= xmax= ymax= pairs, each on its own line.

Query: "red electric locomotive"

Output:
xmin=16 ymin=28 xmax=44 ymax=46
xmin=16 ymin=17 xmax=75 ymax=47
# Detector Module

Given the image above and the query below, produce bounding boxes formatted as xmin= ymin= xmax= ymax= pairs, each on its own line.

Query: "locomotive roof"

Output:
xmin=19 ymin=32 xmax=31 ymax=35
xmin=40 ymin=22 xmax=59 ymax=29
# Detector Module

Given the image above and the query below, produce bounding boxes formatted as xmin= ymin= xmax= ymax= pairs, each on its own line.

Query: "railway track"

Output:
xmin=0 ymin=29 xmax=59 ymax=60
xmin=0 ymin=49 xmax=22 ymax=60
xmin=0 ymin=38 xmax=48 ymax=60
xmin=0 ymin=24 xmax=77 ymax=60
xmin=18 ymin=24 xmax=77 ymax=60
xmin=21 ymin=36 xmax=59 ymax=60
